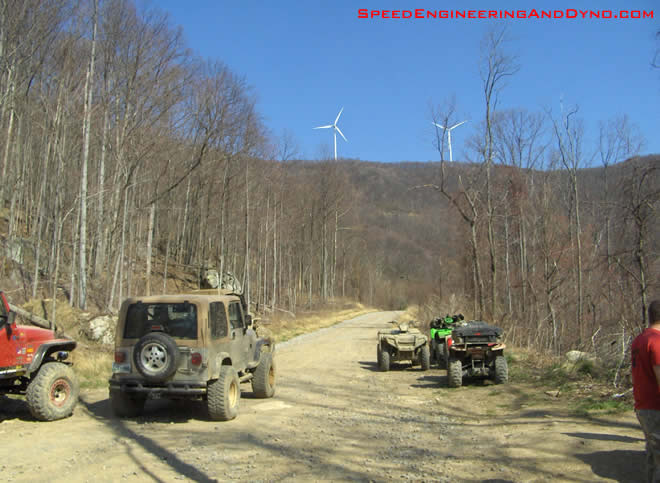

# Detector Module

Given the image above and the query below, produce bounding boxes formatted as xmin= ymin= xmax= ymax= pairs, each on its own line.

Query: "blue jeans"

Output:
xmin=637 ymin=409 xmax=660 ymax=483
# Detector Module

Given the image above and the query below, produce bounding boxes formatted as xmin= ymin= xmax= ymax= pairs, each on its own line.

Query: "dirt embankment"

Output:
xmin=0 ymin=311 xmax=645 ymax=482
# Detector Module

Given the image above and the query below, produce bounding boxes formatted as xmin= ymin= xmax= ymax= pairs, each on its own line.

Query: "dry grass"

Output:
xmin=71 ymin=346 xmax=113 ymax=389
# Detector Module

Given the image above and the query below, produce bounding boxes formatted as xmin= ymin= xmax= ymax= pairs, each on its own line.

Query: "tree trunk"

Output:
xmin=470 ymin=221 xmax=485 ymax=318
xmin=162 ymin=232 xmax=170 ymax=294
xmin=94 ymin=108 xmax=109 ymax=276
xmin=244 ymin=157 xmax=250 ymax=308
xmin=272 ymin=197 xmax=277 ymax=309
xmin=145 ymin=202 xmax=156 ymax=296
xmin=78 ymin=0 xmax=98 ymax=309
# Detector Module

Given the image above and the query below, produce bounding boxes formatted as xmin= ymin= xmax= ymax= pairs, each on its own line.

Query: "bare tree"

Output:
xmin=615 ymin=160 xmax=659 ymax=329
xmin=479 ymin=26 xmax=520 ymax=318
xmin=424 ymin=97 xmax=485 ymax=317
xmin=78 ymin=0 xmax=98 ymax=309
xmin=551 ymin=104 xmax=588 ymax=345
xmin=494 ymin=109 xmax=547 ymax=319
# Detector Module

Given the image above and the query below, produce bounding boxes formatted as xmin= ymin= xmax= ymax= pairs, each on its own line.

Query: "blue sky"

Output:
xmin=156 ymin=0 xmax=659 ymax=163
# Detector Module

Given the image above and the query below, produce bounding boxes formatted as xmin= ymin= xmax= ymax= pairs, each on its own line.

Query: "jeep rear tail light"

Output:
xmin=191 ymin=353 xmax=202 ymax=366
xmin=446 ymin=337 xmax=453 ymax=348
xmin=114 ymin=351 xmax=126 ymax=363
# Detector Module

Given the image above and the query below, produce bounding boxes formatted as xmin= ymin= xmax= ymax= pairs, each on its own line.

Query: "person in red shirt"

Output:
xmin=633 ymin=299 xmax=660 ymax=483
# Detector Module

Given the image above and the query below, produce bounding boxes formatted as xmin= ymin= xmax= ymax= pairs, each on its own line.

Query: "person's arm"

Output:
xmin=653 ymin=365 xmax=660 ymax=387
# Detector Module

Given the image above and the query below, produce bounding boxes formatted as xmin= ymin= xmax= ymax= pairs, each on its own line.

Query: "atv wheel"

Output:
xmin=110 ymin=390 xmax=146 ymax=418
xmin=208 ymin=366 xmax=240 ymax=421
xmin=26 ymin=362 xmax=79 ymax=421
xmin=440 ymin=343 xmax=449 ymax=369
xmin=494 ymin=355 xmax=508 ymax=384
xmin=419 ymin=344 xmax=430 ymax=371
xmin=448 ymin=357 xmax=462 ymax=388
xmin=252 ymin=351 xmax=276 ymax=398
xmin=378 ymin=347 xmax=390 ymax=372
xmin=133 ymin=332 xmax=179 ymax=382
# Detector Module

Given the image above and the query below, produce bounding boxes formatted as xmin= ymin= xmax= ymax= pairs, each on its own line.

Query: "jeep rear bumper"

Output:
xmin=109 ymin=379 xmax=206 ymax=396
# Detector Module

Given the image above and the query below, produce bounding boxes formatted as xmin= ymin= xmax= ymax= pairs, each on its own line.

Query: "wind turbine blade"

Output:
xmin=432 ymin=122 xmax=446 ymax=129
xmin=449 ymin=120 xmax=468 ymax=130
xmin=313 ymin=125 xmax=333 ymax=129
xmin=335 ymin=107 xmax=344 ymax=125
xmin=335 ymin=126 xmax=348 ymax=142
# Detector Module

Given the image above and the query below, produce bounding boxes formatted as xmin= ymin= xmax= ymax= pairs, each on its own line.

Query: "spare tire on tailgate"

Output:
xmin=133 ymin=332 xmax=180 ymax=382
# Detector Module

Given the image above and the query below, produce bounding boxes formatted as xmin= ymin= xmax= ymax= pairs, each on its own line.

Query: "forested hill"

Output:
xmin=0 ymin=0 xmax=656 ymax=359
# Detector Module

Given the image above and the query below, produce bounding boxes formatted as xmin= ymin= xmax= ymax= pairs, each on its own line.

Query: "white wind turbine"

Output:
xmin=314 ymin=107 xmax=348 ymax=160
xmin=432 ymin=120 xmax=468 ymax=162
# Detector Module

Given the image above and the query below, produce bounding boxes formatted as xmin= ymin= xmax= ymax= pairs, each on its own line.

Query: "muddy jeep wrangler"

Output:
xmin=109 ymin=290 xmax=275 ymax=421
xmin=377 ymin=321 xmax=430 ymax=372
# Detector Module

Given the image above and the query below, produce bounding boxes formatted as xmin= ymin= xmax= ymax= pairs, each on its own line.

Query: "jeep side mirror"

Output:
xmin=0 ymin=292 xmax=16 ymax=331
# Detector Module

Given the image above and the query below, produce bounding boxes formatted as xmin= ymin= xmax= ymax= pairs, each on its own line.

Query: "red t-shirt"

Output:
xmin=632 ymin=328 xmax=660 ymax=410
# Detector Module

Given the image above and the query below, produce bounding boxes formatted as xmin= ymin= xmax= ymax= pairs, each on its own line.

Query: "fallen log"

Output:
xmin=8 ymin=303 xmax=53 ymax=330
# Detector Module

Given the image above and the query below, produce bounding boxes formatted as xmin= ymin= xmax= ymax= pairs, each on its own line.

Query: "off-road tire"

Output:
xmin=448 ymin=357 xmax=462 ymax=388
xmin=442 ymin=339 xmax=451 ymax=369
xmin=208 ymin=366 xmax=240 ymax=421
xmin=133 ymin=332 xmax=179 ymax=383
xmin=252 ymin=351 xmax=275 ymax=398
xmin=419 ymin=344 xmax=430 ymax=371
xmin=429 ymin=341 xmax=437 ymax=364
xmin=110 ymin=390 xmax=146 ymax=418
xmin=494 ymin=354 xmax=508 ymax=384
xmin=26 ymin=362 xmax=79 ymax=421
xmin=440 ymin=343 xmax=448 ymax=369
xmin=378 ymin=347 xmax=390 ymax=372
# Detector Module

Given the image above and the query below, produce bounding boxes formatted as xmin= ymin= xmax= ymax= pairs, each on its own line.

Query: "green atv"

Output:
xmin=429 ymin=314 xmax=464 ymax=368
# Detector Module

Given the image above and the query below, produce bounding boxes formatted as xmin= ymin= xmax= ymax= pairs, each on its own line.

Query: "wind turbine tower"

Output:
xmin=314 ymin=107 xmax=348 ymax=160
xmin=432 ymin=120 xmax=468 ymax=162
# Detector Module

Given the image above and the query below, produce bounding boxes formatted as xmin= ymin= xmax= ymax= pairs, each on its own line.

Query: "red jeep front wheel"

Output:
xmin=26 ymin=362 xmax=80 ymax=421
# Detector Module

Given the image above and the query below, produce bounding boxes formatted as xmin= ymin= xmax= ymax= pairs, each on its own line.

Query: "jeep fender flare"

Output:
xmin=211 ymin=352 xmax=232 ymax=380
xmin=254 ymin=338 xmax=273 ymax=360
xmin=26 ymin=339 xmax=77 ymax=376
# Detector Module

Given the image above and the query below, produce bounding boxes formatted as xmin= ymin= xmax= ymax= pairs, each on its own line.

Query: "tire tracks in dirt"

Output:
xmin=0 ymin=311 xmax=646 ymax=482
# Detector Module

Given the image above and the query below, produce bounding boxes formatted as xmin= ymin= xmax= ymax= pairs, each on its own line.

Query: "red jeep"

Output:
xmin=0 ymin=291 xmax=79 ymax=420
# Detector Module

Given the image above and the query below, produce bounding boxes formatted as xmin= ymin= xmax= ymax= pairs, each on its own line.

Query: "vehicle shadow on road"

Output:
xmin=564 ymin=431 xmax=643 ymax=444
xmin=411 ymin=373 xmax=446 ymax=388
xmin=80 ymin=393 xmax=205 ymax=423
xmin=78 ymin=395 xmax=217 ymax=482
xmin=575 ymin=449 xmax=644 ymax=483
xmin=357 ymin=360 xmax=380 ymax=372
xmin=357 ymin=360 xmax=429 ymax=373
xmin=0 ymin=395 xmax=36 ymax=422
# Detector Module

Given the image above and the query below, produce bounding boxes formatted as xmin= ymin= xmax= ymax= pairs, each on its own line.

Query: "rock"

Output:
xmin=201 ymin=269 xmax=220 ymax=288
xmin=565 ymin=350 xmax=594 ymax=363
xmin=545 ymin=390 xmax=560 ymax=398
xmin=86 ymin=315 xmax=116 ymax=345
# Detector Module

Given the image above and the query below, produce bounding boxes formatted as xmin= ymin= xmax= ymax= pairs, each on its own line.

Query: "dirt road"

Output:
xmin=0 ymin=311 xmax=646 ymax=482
